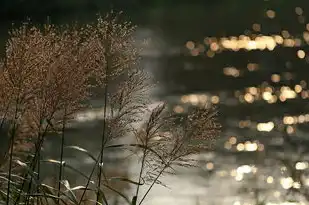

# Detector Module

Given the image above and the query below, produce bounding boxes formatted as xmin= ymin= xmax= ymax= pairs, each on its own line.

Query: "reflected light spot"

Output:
xmin=295 ymin=7 xmax=303 ymax=15
xmin=283 ymin=116 xmax=295 ymax=125
xmin=245 ymin=142 xmax=258 ymax=151
xmin=266 ymin=10 xmax=276 ymax=19
xmin=295 ymin=161 xmax=308 ymax=170
xmin=237 ymin=165 xmax=253 ymax=174
xmin=267 ymin=176 xmax=274 ymax=184
xmin=173 ymin=105 xmax=184 ymax=113
xmin=235 ymin=174 xmax=243 ymax=181
xmin=257 ymin=122 xmax=274 ymax=132
xmin=247 ymin=63 xmax=259 ymax=71
xmin=191 ymin=49 xmax=199 ymax=56
xmin=211 ymin=96 xmax=220 ymax=104
xmin=271 ymin=74 xmax=280 ymax=83
xmin=206 ymin=50 xmax=215 ymax=58
xmin=206 ymin=162 xmax=214 ymax=170
xmin=210 ymin=42 xmax=219 ymax=51
xmin=293 ymin=181 xmax=301 ymax=189
xmin=229 ymin=136 xmax=237 ymax=145
xmin=295 ymin=84 xmax=302 ymax=93
xmin=286 ymin=126 xmax=295 ymax=134
xmin=244 ymin=93 xmax=254 ymax=103
xmin=224 ymin=141 xmax=232 ymax=150
xmin=262 ymin=91 xmax=272 ymax=101
xmin=237 ymin=143 xmax=245 ymax=151
xmin=280 ymin=177 xmax=293 ymax=189
xmin=189 ymin=94 xmax=199 ymax=105
xmin=252 ymin=23 xmax=261 ymax=32
xmin=297 ymin=50 xmax=306 ymax=59
xmin=186 ymin=41 xmax=195 ymax=50
xmin=181 ymin=95 xmax=189 ymax=103
xmin=258 ymin=144 xmax=265 ymax=151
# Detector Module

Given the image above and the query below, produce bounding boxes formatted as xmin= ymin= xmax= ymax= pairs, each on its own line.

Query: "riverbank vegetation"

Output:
xmin=0 ymin=11 xmax=220 ymax=205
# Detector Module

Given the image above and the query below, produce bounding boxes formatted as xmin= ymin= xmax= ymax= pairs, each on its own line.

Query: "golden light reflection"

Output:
xmin=229 ymin=136 xmax=237 ymax=145
xmin=181 ymin=95 xmax=189 ymax=103
xmin=267 ymin=176 xmax=274 ymax=184
xmin=257 ymin=122 xmax=274 ymax=132
xmin=237 ymin=165 xmax=253 ymax=174
xmin=224 ymin=141 xmax=232 ymax=150
xmin=223 ymin=67 xmax=240 ymax=77
xmin=280 ymin=86 xmax=297 ymax=99
xmin=235 ymin=174 xmax=243 ymax=181
xmin=180 ymin=93 xmax=213 ymax=106
xmin=187 ymin=34 xmax=304 ymax=56
xmin=293 ymin=182 xmax=301 ymax=189
xmin=262 ymin=91 xmax=272 ymax=101
xmin=210 ymin=42 xmax=219 ymax=51
xmin=230 ymin=169 xmax=237 ymax=177
xmin=295 ymin=7 xmax=303 ymax=15
xmin=286 ymin=126 xmax=295 ymax=134
xmin=247 ymin=63 xmax=259 ymax=71
xmin=271 ymin=74 xmax=280 ymax=83
xmin=186 ymin=41 xmax=195 ymax=50
xmin=211 ymin=95 xmax=220 ymax=104
xmin=236 ymin=143 xmax=245 ymax=151
xmin=173 ymin=105 xmax=184 ymax=113
xmin=295 ymin=162 xmax=308 ymax=170
xmin=274 ymin=35 xmax=284 ymax=44
xmin=283 ymin=114 xmax=309 ymax=125
xmin=280 ymin=177 xmax=293 ymax=189
xmin=244 ymin=93 xmax=254 ymax=103
xmin=245 ymin=141 xmax=258 ymax=151
xmin=297 ymin=50 xmax=306 ymax=59
xmin=252 ymin=23 xmax=261 ymax=32
xmin=266 ymin=9 xmax=276 ymax=19
xmin=248 ymin=87 xmax=258 ymax=95
xmin=258 ymin=143 xmax=265 ymax=151
xmin=206 ymin=162 xmax=214 ymax=170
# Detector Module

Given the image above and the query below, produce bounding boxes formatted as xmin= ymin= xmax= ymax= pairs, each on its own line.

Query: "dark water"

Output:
xmin=2 ymin=1 xmax=309 ymax=204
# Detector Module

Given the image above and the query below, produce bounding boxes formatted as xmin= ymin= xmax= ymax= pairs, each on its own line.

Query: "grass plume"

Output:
xmin=0 ymin=11 xmax=221 ymax=205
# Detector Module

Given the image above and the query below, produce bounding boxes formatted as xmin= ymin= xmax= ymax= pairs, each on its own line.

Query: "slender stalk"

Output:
xmin=6 ymin=115 xmax=19 ymax=205
xmin=134 ymin=147 xmax=147 ymax=204
xmin=96 ymin=81 xmax=109 ymax=204
xmin=78 ymin=146 xmax=103 ymax=205
xmin=36 ymin=131 xmax=41 ymax=205
xmin=58 ymin=108 xmax=67 ymax=204
xmin=96 ymin=24 xmax=112 ymax=204
xmin=14 ymin=125 xmax=50 ymax=205
xmin=134 ymin=127 xmax=152 ymax=203
xmin=138 ymin=166 xmax=166 ymax=205
xmin=7 ymin=93 xmax=21 ymax=205
xmin=6 ymin=126 xmax=16 ymax=205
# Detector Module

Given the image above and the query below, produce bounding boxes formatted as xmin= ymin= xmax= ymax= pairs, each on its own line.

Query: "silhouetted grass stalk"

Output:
xmin=138 ymin=165 xmax=166 ymax=205
xmin=58 ymin=107 xmax=67 ymax=204
xmin=96 ymin=21 xmax=112 ymax=204
xmin=96 ymin=82 xmax=109 ymax=205
xmin=133 ymin=143 xmax=147 ymax=205
xmin=7 ymin=78 xmax=24 ymax=205
xmin=15 ymin=119 xmax=55 ymax=205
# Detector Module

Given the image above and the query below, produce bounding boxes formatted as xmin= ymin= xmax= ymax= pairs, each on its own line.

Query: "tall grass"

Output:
xmin=0 ymin=11 xmax=221 ymax=205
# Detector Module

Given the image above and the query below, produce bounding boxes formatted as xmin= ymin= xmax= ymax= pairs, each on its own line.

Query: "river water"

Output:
xmin=41 ymin=23 xmax=309 ymax=205
xmin=2 ymin=2 xmax=309 ymax=204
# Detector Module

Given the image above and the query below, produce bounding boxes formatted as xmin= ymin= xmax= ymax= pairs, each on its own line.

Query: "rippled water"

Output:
xmin=1 ymin=5 xmax=308 ymax=204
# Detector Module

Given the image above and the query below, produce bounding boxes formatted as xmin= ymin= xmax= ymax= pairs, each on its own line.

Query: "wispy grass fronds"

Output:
xmin=0 ymin=11 xmax=221 ymax=205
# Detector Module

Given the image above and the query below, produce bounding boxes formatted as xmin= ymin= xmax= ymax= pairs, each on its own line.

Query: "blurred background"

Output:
xmin=2 ymin=0 xmax=309 ymax=204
